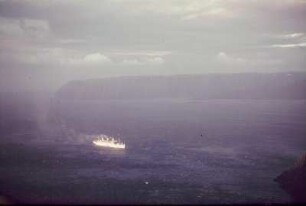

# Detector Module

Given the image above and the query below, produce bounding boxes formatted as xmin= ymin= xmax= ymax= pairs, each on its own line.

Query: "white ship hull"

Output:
xmin=92 ymin=135 xmax=126 ymax=149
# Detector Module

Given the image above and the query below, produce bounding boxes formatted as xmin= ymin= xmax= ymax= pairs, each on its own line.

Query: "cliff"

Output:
xmin=55 ymin=72 xmax=306 ymax=100
xmin=275 ymin=153 xmax=306 ymax=203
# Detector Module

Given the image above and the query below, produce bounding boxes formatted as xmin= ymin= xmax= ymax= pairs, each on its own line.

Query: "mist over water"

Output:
xmin=1 ymin=93 xmax=305 ymax=204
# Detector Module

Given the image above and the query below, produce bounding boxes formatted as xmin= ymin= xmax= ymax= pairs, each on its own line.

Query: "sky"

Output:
xmin=0 ymin=0 xmax=305 ymax=91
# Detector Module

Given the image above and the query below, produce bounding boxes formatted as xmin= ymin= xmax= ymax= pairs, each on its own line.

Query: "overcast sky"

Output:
xmin=0 ymin=0 xmax=305 ymax=91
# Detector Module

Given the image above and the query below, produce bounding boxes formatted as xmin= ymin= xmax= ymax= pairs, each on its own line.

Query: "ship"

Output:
xmin=92 ymin=134 xmax=126 ymax=149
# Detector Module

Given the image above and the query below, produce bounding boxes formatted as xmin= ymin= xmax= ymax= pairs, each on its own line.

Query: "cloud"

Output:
xmin=217 ymin=52 xmax=246 ymax=65
xmin=280 ymin=33 xmax=305 ymax=39
xmin=0 ymin=17 xmax=50 ymax=39
xmin=262 ymin=32 xmax=306 ymax=47
xmin=82 ymin=53 xmax=164 ymax=66
xmin=147 ymin=57 xmax=164 ymax=65
xmin=121 ymin=59 xmax=143 ymax=65
xmin=83 ymin=53 xmax=112 ymax=64
xmin=182 ymin=7 xmax=234 ymax=20
xmin=121 ymin=56 xmax=164 ymax=66
xmin=116 ymin=0 xmax=234 ymax=20
xmin=216 ymin=51 xmax=283 ymax=72
xmin=108 ymin=50 xmax=171 ymax=57
xmin=9 ymin=47 xmax=165 ymax=68
xmin=0 ymin=17 xmax=24 ymax=36
xmin=22 ymin=50 xmax=113 ymax=67
xmin=270 ymin=42 xmax=306 ymax=48
xmin=21 ymin=48 xmax=82 ymax=66
xmin=0 ymin=0 xmax=306 ymax=91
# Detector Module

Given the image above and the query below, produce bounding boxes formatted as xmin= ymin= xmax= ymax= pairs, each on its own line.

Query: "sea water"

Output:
xmin=0 ymin=99 xmax=305 ymax=204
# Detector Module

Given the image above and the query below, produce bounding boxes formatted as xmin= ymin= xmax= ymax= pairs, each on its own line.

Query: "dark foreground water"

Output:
xmin=0 ymin=100 xmax=305 ymax=204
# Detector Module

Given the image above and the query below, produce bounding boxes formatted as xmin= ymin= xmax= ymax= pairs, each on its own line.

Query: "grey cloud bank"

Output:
xmin=0 ymin=0 xmax=305 ymax=91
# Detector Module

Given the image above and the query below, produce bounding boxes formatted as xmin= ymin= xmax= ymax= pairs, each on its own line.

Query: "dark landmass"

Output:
xmin=275 ymin=153 xmax=306 ymax=203
xmin=56 ymin=72 xmax=306 ymax=100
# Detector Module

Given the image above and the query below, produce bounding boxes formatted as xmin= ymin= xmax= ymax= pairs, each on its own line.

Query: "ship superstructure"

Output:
xmin=93 ymin=135 xmax=125 ymax=149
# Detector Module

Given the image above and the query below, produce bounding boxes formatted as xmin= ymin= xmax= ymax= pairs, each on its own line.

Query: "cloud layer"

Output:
xmin=0 ymin=0 xmax=305 ymax=91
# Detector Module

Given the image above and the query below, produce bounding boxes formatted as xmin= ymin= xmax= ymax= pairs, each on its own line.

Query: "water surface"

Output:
xmin=1 ymin=99 xmax=305 ymax=204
